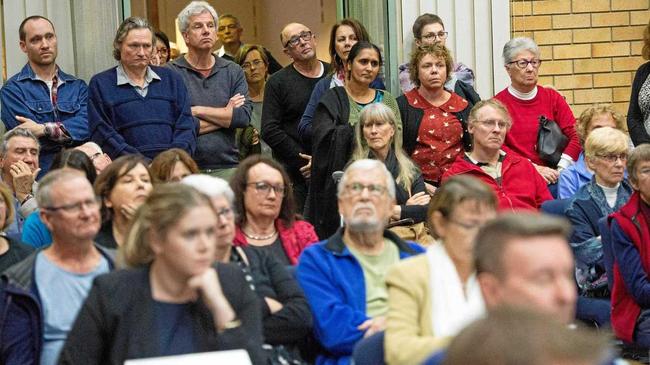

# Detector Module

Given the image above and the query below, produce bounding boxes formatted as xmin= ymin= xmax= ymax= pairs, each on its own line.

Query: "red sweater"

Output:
xmin=442 ymin=152 xmax=552 ymax=211
xmin=494 ymin=86 xmax=581 ymax=166
xmin=609 ymin=192 xmax=650 ymax=342
xmin=233 ymin=219 xmax=319 ymax=265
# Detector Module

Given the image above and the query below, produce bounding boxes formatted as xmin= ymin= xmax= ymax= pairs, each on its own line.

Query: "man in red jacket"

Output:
xmin=442 ymin=99 xmax=552 ymax=211
xmin=609 ymin=144 xmax=650 ymax=346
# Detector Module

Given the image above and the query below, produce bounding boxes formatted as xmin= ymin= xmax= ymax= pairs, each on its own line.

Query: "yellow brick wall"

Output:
xmin=510 ymin=0 xmax=649 ymax=118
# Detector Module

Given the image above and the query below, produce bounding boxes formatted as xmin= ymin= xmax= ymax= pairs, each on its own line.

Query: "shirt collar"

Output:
xmin=116 ymin=63 xmax=161 ymax=86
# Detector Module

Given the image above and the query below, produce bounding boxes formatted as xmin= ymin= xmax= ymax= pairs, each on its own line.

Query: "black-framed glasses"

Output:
xmin=242 ymin=59 xmax=265 ymax=70
xmin=44 ymin=196 xmax=100 ymax=214
xmin=345 ymin=182 xmax=387 ymax=197
xmin=247 ymin=182 xmax=286 ymax=196
xmin=507 ymin=59 xmax=542 ymax=69
xmin=284 ymin=31 xmax=313 ymax=48
xmin=596 ymin=153 xmax=628 ymax=163
xmin=421 ymin=31 xmax=448 ymax=42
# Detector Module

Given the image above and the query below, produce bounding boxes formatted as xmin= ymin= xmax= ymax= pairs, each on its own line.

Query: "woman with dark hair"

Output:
xmin=59 ymin=184 xmax=266 ymax=364
xmin=0 ymin=182 xmax=34 ymax=271
xmin=150 ymin=148 xmax=199 ymax=183
xmin=398 ymin=43 xmax=474 ymax=194
xmin=93 ymin=155 xmax=153 ymax=248
xmin=309 ymin=41 xmax=401 ymax=239
xmin=236 ymin=44 xmax=270 ymax=158
xmin=230 ymin=155 xmax=318 ymax=265
xmin=153 ymin=30 xmax=171 ymax=65
xmin=21 ymin=149 xmax=98 ymax=248
xmin=627 ymin=20 xmax=650 ymax=146
xmin=298 ymin=18 xmax=385 ymax=148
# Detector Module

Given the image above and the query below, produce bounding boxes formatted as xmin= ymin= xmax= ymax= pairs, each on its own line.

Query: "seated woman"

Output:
xmin=351 ymin=102 xmax=429 ymax=224
xmin=559 ymin=105 xmax=628 ymax=199
xmin=93 ymin=155 xmax=154 ymax=248
xmin=398 ymin=43 xmax=476 ymax=193
xmin=384 ymin=175 xmax=497 ymax=365
xmin=566 ymin=127 xmax=632 ymax=327
xmin=58 ymin=184 xmax=266 ymax=364
xmin=21 ymin=149 xmax=98 ymax=248
xmin=494 ymin=37 xmax=581 ymax=190
xmin=230 ymin=155 xmax=318 ymax=265
xmin=310 ymin=41 xmax=401 ymax=238
xmin=0 ymin=182 xmax=34 ymax=272
xmin=150 ymin=148 xmax=199 ymax=183
xmin=443 ymin=99 xmax=552 ymax=210
xmin=183 ymin=174 xmax=312 ymax=363
xmin=610 ymin=144 xmax=650 ymax=347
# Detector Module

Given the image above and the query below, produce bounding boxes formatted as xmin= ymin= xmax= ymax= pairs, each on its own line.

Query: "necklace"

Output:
xmin=242 ymin=228 xmax=278 ymax=241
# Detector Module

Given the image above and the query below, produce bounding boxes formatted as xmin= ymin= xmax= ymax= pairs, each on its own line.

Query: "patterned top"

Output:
xmin=639 ymin=73 xmax=650 ymax=136
xmin=408 ymin=89 xmax=468 ymax=183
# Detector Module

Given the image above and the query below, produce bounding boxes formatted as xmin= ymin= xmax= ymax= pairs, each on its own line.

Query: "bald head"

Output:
xmin=280 ymin=22 xmax=307 ymax=45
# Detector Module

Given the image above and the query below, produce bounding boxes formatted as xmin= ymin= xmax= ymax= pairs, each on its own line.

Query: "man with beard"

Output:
xmin=297 ymin=159 xmax=424 ymax=365
xmin=1 ymin=16 xmax=89 ymax=176
xmin=442 ymin=99 xmax=552 ymax=210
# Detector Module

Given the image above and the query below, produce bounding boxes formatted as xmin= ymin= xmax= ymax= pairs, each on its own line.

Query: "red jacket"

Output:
xmin=609 ymin=192 xmax=650 ymax=342
xmin=442 ymin=152 xmax=552 ymax=211
xmin=233 ymin=219 xmax=319 ymax=265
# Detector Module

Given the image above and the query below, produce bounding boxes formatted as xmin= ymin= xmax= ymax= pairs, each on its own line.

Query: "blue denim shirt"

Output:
xmin=0 ymin=63 xmax=89 ymax=174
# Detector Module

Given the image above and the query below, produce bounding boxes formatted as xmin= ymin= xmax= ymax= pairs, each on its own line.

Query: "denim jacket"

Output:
xmin=565 ymin=177 xmax=632 ymax=292
xmin=0 ymin=63 xmax=89 ymax=173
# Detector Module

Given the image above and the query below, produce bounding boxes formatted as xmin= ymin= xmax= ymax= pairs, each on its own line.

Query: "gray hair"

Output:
xmin=36 ymin=169 xmax=86 ymax=209
xmin=178 ymin=1 xmax=218 ymax=34
xmin=502 ymin=37 xmax=540 ymax=65
xmin=181 ymin=174 xmax=234 ymax=206
xmin=337 ymin=159 xmax=396 ymax=199
xmin=1 ymin=128 xmax=40 ymax=156
xmin=113 ymin=17 xmax=153 ymax=61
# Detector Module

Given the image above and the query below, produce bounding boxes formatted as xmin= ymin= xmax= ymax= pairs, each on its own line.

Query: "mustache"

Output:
xmin=352 ymin=203 xmax=376 ymax=215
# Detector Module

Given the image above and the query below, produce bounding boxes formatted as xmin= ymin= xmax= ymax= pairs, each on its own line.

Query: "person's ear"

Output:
xmin=477 ymin=272 xmax=501 ymax=309
xmin=19 ymin=41 xmax=27 ymax=54
xmin=430 ymin=211 xmax=447 ymax=240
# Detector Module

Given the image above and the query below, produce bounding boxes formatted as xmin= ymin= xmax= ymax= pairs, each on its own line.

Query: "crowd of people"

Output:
xmin=0 ymin=1 xmax=649 ymax=364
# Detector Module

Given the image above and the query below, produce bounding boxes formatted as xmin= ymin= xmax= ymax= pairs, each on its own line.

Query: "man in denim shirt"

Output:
xmin=1 ymin=16 xmax=88 ymax=176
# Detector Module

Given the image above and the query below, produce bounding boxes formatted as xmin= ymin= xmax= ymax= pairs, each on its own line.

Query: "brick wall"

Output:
xmin=510 ymin=0 xmax=649 ymax=118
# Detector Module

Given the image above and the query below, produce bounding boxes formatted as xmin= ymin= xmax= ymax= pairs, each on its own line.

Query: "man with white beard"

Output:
xmin=297 ymin=159 xmax=425 ymax=365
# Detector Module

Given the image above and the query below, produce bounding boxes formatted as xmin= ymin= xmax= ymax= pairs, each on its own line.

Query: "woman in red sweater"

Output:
xmin=494 ymin=37 xmax=580 ymax=188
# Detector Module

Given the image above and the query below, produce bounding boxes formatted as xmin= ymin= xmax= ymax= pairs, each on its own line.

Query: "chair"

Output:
xmin=598 ymin=216 xmax=614 ymax=292
xmin=352 ymin=331 xmax=385 ymax=365
xmin=540 ymin=198 xmax=571 ymax=217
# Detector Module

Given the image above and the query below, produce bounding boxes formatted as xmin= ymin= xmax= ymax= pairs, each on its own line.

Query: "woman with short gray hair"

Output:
xmin=494 ymin=37 xmax=580 ymax=194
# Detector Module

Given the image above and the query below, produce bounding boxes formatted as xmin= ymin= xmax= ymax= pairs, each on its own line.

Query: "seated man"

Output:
xmin=0 ymin=169 xmax=115 ymax=365
xmin=1 ymin=16 xmax=88 ymax=176
xmin=442 ymin=99 xmax=552 ymax=210
xmin=0 ymin=128 xmax=40 ymax=240
xmin=88 ymin=17 xmax=196 ymax=160
xmin=297 ymin=159 xmax=424 ymax=365
xmin=610 ymin=144 xmax=650 ymax=347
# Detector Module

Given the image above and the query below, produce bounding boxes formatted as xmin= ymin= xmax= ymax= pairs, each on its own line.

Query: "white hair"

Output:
xmin=178 ymin=1 xmax=218 ymax=34
xmin=337 ymin=159 xmax=396 ymax=199
xmin=181 ymin=174 xmax=234 ymax=206
xmin=502 ymin=37 xmax=540 ymax=65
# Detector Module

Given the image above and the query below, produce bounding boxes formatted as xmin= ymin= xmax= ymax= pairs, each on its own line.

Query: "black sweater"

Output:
xmin=628 ymin=61 xmax=650 ymax=146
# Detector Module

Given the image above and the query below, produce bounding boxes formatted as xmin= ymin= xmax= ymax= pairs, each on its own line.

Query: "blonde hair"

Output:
xmin=351 ymin=103 xmax=418 ymax=192
xmin=584 ymin=127 xmax=629 ymax=160
xmin=121 ymin=183 xmax=215 ymax=267
xmin=576 ymin=105 xmax=626 ymax=145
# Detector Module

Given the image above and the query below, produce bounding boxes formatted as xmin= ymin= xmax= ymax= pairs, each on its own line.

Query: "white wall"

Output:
xmin=399 ymin=0 xmax=510 ymax=98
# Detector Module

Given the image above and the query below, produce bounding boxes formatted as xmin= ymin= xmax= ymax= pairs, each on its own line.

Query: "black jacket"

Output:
xmin=628 ymin=61 xmax=650 ymax=146
xmin=58 ymin=263 xmax=267 ymax=365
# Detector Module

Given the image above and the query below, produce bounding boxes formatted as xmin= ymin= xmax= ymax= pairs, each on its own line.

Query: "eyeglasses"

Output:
xmin=476 ymin=119 xmax=510 ymax=130
xmin=44 ymin=197 xmax=100 ymax=214
xmin=596 ymin=153 xmax=628 ymax=163
xmin=447 ymin=217 xmax=482 ymax=230
xmin=156 ymin=46 xmax=168 ymax=55
xmin=216 ymin=207 xmax=234 ymax=220
xmin=345 ymin=182 xmax=387 ymax=197
xmin=421 ymin=31 xmax=448 ymax=42
xmin=242 ymin=59 xmax=265 ymax=70
xmin=284 ymin=31 xmax=313 ymax=48
xmin=247 ymin=182 xmax=286 ymax=196
xmin=507 ymin=59 xmax=542 ymax=69
xmin=218 ymin=24 xmax=239 ymax=32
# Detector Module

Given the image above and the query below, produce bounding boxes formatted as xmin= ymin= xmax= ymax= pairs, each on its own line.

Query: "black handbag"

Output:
xmin=536 ymin=115 xmax=568 ymax=167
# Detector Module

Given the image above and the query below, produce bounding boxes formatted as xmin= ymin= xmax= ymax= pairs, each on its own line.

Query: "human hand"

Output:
xmin=299 ymin=153 xmax=312 ymax=179
xmin=357 ymin=316 xmax=386 ymax=338
xmin=227 ymin=93 xmax=246 ymax=109
xmin=188 ymin=268 xmax=236 ymax=330
xmin=534 ymin=164 xmax=560 ymax=184
xmin=15 ymin=116 xmax=45 ymax=137
xmin=10 ymin=161 xmax=39 ymax=200
xmin=424 ymin=182 xmax=437 ymax=195
xmin=120 ymin=203 xmax=139 ymax=221
xmin=406 ymin=191 xmax=431 ymax=206
xmin=264 ymin=297 xmax=284 ymax=314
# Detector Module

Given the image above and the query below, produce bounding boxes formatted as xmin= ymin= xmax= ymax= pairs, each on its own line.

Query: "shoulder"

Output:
xmin=634 ymin=61 xmax=650 ymax=78
xmin=387 ymin=254 xmax=428 ymax=284
xmin=89 ymin=68 xmax=117 ymax=86
xmin=93 ymin=268 xmax=146 ymax=289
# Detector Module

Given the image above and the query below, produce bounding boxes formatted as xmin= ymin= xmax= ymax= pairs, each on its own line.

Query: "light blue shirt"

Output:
xmin=35 ymin=252 xmax=109 ymax=365
xmin=116 ymin=63 xmax=160 ymax=97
